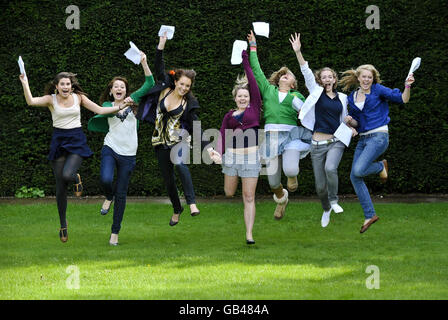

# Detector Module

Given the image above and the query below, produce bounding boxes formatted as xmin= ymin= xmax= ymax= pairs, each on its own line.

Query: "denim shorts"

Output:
xmin=221 ymin=149 xmax=261 ymax=178
xmin=259 ymin=126 xmax=312 ymax=160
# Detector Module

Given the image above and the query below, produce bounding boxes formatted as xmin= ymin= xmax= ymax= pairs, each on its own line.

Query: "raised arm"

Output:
xmin=80 ymin=94 xmax=124 ymax=114
xmin=154 ymin=33 xmax=170 ymax=83
xmin=377 ymin=73 xmax=415 ymax=105
xmin=242 ymin=50 xmax=261 ymax=109
xmin=140 ymin=51 xmax=152 ymax=77
xmin=128 ymin=51 xmax=155 ymax=105
xmin=290 ymin=32 xmax=318 ymax=93
xmin=402 ymin=74 xmax=415 ymax=103
xmin=247 ymin=30 xmax=270 ymax=94
xmin=290 ymin=32 xmax=306 ymax=66
xmin=19 ymin=74 xmax=52 ymax=107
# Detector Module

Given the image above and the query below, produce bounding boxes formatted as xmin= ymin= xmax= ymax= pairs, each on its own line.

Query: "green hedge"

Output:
xmin=1 ymin=0 xmax=447 ymax=197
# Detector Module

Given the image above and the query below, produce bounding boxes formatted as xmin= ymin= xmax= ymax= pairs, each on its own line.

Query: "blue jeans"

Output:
xmin=100 ymin=145 xmax=136 ymax=234
xmin=350 ymin=132 xmax=389 ymax=219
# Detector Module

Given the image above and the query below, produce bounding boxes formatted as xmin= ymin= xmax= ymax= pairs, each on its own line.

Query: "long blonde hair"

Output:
xmin=339 ymin=64 xmax=382 ymax=92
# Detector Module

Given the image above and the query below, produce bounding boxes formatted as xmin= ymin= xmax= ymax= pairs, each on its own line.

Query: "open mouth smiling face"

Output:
xmin=56 ymin=78 xmax=72 ymax=97
xmin=111 ymin=80 xmax=127 ymax=101
xmin=358 ymin=70 xmax=374 ymax=91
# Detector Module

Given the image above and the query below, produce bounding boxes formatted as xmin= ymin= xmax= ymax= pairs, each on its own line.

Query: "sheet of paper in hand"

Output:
xmin=333 ymin=122 xmax=353 ymax=147
xmin=252 ymin=22 xmax=270 ymax=38
xmin=407 ymin=57 xmax=421 ymax=81
xmin=18 ymin=56 xmax=26 ymax=76
xmin=124 ymin=41 xmax=141 ymax=65
xmin=231 ymin=40 xmax=248 ymax=65
xmin=158 ymin=25 xmax=175 ymax=40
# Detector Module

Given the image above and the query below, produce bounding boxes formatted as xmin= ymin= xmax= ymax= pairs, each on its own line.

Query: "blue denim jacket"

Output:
xmin=348 ymin=83 xmax=403 ymax=133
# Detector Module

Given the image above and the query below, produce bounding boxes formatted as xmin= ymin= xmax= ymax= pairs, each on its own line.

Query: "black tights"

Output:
xmin=155 ymin=148 xmax=183 ymax=214
xmin=51 ymin=153 xmax=83 ymax=228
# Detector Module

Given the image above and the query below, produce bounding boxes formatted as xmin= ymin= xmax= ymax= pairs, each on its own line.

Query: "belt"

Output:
xmin=312 ymin=138 xmax=338 ymax=146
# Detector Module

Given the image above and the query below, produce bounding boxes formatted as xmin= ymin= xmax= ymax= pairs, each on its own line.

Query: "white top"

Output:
xmin=355 ymin=101 xmax=365 ymax=110
xmin=104 ymin=104 xmax=138 ymax=156
xmin=50 ymin=94 xmax=81 ymax=129
xmin=298 ymin=62 xmax=348 ymax=131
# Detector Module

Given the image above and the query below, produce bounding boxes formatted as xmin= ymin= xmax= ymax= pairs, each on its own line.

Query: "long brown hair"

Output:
xmin=99 ymin=76 xmax=130 ymax=105
xmin=44 ymin=72 xmax=87 ymax=96
xmin=169 ymin=68 xmax=197 ymax=100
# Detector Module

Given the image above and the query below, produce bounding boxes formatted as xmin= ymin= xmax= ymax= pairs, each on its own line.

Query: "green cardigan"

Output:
xmin=88 ymin=75 xmax=155 ymax=133
xmin=249 ymin=50 xmax=305 ymax=126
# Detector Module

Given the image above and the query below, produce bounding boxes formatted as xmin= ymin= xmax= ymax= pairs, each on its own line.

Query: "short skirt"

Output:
xmin=260 ymin=126 xmax=312 ymax=160
xmin=48 ymin=127 xmax=93 ymax=160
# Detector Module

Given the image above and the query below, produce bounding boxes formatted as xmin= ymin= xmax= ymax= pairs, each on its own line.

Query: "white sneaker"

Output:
xmin=331 ymin=203 xmax=344 ymax=214
xmin=321 ymin=209 xmax=332 ymax=227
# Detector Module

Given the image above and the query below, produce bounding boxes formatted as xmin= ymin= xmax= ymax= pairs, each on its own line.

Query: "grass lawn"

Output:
xmin=0 ymin=199 xmax=447 ymax=300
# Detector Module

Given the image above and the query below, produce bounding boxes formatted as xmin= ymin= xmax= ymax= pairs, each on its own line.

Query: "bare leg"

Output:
xmin=241 ymin=177 xmax=258 ymax=241
xmin=224 ymin=174 xmax=239 ymax=197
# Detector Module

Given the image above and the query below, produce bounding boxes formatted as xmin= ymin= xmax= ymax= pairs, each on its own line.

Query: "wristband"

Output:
xmin=405 ymin=84 xmax=411 ymax=89
xmin=249 ymin=41 xmax=257 ymax=47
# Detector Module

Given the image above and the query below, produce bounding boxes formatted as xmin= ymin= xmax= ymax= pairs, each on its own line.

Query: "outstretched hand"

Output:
xmin=247 ymin=30 xmax=256 ymax=45
xmin=289 ymin=32 xmax=301 ymax=52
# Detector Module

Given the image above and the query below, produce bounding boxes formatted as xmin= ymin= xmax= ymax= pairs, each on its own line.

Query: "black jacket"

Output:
xmin=136 ymin=47 xmax=200 ymax=136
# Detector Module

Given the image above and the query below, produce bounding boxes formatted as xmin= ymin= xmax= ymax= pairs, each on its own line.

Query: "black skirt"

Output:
xmin=48 ymin=127 xmax=93 ymax=160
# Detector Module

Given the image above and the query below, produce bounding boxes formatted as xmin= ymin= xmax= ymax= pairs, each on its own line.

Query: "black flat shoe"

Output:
xmin=169 ymin=207 xmax=184 ymax=226
xmin=100 ymin=199 xmax=113 ymax=215
xmin=246 ymin=239 xmax=255 ymax=245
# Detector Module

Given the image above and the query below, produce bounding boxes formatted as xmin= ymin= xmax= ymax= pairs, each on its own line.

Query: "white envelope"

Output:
xmin=158 ymin=25 xmax=175 ymax=39
xmin=18 ymin=56 xmax=26 ymax=76
xmin=231 ymin=40 xmax=248 ymax=65
xmin=333 ymin=122 xmax=353 ymax=147
xmin=124 ymin=41 xmax=141 ymax=65
xmin=252 ymin=22 xmax=269 ymax=38
xmin=407 ymin=57 xmax=421 ymax=80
